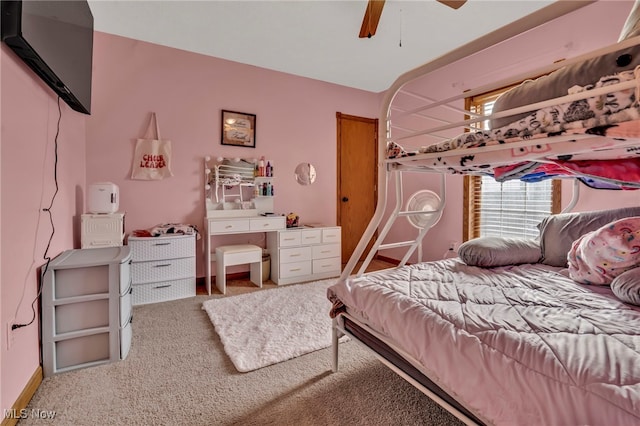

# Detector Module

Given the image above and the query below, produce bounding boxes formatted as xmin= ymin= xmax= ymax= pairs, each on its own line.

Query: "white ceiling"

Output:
xmin=87 ymin=0 xmax=562 ymax=93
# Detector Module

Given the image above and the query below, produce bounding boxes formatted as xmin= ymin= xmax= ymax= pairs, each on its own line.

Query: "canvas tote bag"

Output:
xmin=131 ymin=112 xmax=173 ymax=180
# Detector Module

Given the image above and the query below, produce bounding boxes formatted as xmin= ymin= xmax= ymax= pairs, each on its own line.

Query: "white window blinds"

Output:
xmin=477 ymin=177 xmax=553 ymax=238
xmin=466 ymin=90 xmax=559 ymax=240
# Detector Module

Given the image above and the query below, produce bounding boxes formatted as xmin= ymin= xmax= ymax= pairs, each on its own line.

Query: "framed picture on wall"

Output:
xmin=221 ymin=110 xmax=256 ymax=148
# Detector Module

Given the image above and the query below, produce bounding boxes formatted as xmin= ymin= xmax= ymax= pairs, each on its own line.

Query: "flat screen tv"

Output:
xmin=1 ymin=0 xmax=93 ymax=114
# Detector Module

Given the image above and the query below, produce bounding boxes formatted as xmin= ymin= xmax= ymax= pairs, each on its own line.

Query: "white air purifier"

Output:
xmin=87 ymin=182 xmax=119 ymax=214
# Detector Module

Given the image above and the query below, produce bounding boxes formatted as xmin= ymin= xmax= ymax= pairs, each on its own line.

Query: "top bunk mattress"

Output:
xmin=387 ymin=67 xmax=640 ymax=188
xmin=327 ymin=260 xmax=640 ymax=426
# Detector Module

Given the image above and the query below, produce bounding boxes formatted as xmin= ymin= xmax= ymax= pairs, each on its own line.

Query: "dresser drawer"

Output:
xmin=312 ymin=243 xmax=340 ymax=260
xmin=131 ymin=277 xmax=196 ymax=305
xmin=208 ymin=219 xmax=251 ymax=234
xmin=322 ymin=228 xmax=341 ymax=244
xmin=313 ymin=257 xmax=341 ymax=274
xmin=279 ymin=230 xmax=301 ymax=247
xmin=279 ymin=260 xmax=312 ymax=278
xmin=131 ymin=257 xmax=195 ymax=284
xmin=280 ymin=246 xmax=312 ymax=263
xmin=301 ymin=229 xmax=322 ymax=245
xmin=251 ymin=216 xmax=285 ymax=231
xmin=129 ymin=235 xmax=195 ymax=261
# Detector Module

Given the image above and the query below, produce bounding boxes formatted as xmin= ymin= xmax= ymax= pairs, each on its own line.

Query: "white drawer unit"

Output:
xmin=128 ymin=234 xmax=196 ymax=305
xmin=81 ymin=212 xmax=125 ymax=249
xmin=41 ymin=246 xmax=132 ymax=377
xmin=267 ymin=226 xmax=342 ymax=285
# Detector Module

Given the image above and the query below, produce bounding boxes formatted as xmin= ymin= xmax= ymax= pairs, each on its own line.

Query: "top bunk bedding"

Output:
xmin=391 ymin=69 xmax=640 ymax=188
xmin=384 ymin=16 xmax=640 ymax=189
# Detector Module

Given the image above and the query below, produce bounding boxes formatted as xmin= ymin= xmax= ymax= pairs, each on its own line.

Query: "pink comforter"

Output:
xmin=327 ymin=260 xmax=640 ymax=425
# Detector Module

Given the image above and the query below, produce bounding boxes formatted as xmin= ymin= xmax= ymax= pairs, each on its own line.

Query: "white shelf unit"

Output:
xmin=128 ymin=234 xmax=196 ymax=305
xmin=267 ymin=226 xmax=342 ymax=285
xmin=41 ymin=246 xmax=132 ymax=377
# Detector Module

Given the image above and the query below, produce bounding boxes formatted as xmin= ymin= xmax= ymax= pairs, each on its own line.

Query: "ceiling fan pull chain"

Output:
xmin=399 ymin=7 xmax=403 ymax=47
xmin=367 ymin=0 xmax=372 ymax=38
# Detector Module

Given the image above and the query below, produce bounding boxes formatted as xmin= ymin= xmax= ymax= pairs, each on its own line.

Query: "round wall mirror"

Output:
xmin=295 ymin=163 xmax=316 ymax=185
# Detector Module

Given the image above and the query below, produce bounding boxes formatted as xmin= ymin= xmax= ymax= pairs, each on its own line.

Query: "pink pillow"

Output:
xmin=568 ymin=216 xmax=640 ymax=285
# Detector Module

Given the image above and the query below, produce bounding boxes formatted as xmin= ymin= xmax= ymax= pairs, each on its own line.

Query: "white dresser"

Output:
xmin=267 ymin=226 xmax=341 ymax=285
xmin=41 ymin=246 xmax=132 ymax=377
xmin=128 ymin=234 xmax=196 ymax=305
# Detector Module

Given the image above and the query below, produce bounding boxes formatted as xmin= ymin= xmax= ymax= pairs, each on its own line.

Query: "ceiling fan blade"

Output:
xmin=437 ymin=0 xmax=467 ymax=10
xmin=359 ymin=0 xmax=386 ymax=39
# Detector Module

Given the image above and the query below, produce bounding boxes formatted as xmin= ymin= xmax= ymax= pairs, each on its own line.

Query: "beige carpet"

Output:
xmin=22 ymin=291 xmax=464 ymax=425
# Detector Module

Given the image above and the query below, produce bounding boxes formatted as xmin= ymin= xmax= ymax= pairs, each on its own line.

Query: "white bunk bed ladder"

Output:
xmin=350 ymin=169 xmax=446 ymax=278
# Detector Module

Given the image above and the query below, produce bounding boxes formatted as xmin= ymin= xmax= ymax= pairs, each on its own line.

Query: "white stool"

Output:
xmin=215 ymin=244 xmax=262 ymax=295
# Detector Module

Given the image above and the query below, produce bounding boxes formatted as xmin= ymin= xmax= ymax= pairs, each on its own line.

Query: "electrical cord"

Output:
xmin=12 ymin=97 xmax=61 ymax=331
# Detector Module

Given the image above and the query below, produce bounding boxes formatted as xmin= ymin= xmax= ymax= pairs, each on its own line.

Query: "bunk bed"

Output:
xmin=328 ymin=2 xmax=640 ymax=425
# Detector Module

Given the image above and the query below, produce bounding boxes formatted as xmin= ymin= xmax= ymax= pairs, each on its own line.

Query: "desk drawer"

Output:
xmin=301 ymin=229 xmax=322 ymax=245
xmin=312 ymin=243 xmax=341 ymax=260
xmin=251 ymin=217 xmax=285 ymax=232
xmin=280 ymin=246 xmax=312 ymax=263
xmin=209 ymin=220 xmax=251 ymax=234
xmin=279 ymin=230 xmax=301 ymax=247
xmin=313 ymin=257 xmax=341 ymax=274
xmin=322 ymin=228 xmax=341 ymax=244
xmin=279 ymin=261 xmax=312 ymax=278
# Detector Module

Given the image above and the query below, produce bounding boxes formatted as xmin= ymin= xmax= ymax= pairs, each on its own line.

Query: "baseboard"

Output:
xmin=374 ymin=254 xmax=401 ymax=266
xmin=1 ymin=366 xmax=42 ymax=426
xmin=196 ymin=272 xmax=251 ymax=294
xmin=195 ymin=256 xmax=401 ymax=293
xmin=194 ymin=258 xmax=398 ymax=294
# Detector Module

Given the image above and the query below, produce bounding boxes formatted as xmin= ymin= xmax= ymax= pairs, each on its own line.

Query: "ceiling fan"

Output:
xmin=359 ymin=0 xmax=468 ymax=38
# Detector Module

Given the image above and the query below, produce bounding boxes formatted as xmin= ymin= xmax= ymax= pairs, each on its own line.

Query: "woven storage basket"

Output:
xmin=129 ymin=234 xmax=195 ymax=262
xmin=132 ymin=278 xmax=195 ymax=305
xmin=131 ymin=257 xmax=195 ymax=284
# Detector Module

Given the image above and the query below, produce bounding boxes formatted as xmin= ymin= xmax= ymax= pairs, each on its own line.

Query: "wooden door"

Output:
xmin=336 ymin=113 xmax=378 ymax=264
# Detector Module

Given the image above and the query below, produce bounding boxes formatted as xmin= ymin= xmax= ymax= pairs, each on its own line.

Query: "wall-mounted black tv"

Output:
xmin=1 ymin=0 xmax=93 ymax=114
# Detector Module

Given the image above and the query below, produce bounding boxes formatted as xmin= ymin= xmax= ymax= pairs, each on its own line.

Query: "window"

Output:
xmin=463 ymin=90 xmax=561 ymax=241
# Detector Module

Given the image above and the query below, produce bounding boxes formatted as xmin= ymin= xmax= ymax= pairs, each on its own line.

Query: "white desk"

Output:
xmin=204 ymin=214 xmax=285 ymax=295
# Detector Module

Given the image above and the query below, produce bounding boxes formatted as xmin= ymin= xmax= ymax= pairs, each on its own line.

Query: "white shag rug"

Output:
xmin=202 ymin=279 xmax=343 ymax=372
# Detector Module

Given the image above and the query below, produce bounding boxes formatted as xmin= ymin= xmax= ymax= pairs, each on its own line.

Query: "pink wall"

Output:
xmin=1 ymin=45 xmax=86 ymax=414
xmin=86 ymin=32 xmax=380 ymax=277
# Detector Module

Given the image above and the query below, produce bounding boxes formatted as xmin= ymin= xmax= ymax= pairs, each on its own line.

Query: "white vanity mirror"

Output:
xmin=204 ymin=156 xmax=275 ymax=217
xmin=295 ymin=163 xmax=316 ymax=185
